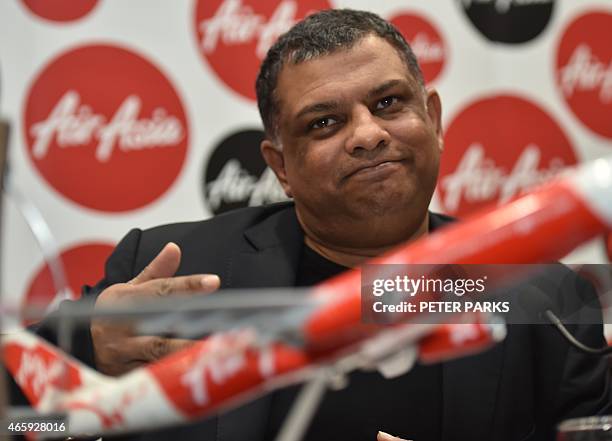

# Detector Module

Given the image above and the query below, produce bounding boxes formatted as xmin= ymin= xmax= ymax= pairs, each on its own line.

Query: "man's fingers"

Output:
xmin=198 ymin=274 xmax=221 ymax=292
xmin=93 ymin=244 xmax=221 ymax=376
xmin=377 ymin=432 xmax=410 ymax=441
xmin=134 ymin=273 xmax=220 ymax=299
xmin=130 ymin=242 xmax=182 ymax=284
xmin=129 ymin=336 xmax=196 ymax=362
xmin=94 ymin=335 xmax=195 ymax=376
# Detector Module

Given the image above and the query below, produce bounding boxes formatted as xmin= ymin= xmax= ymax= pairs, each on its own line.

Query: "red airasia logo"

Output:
xmin=193 ymin=0 xmax=331 ymax=101
xmin=389 ymin=12 xmax=446 ymax=84
xmin=22 ymin=242 xmax=115 ymax=326
xmin=21 ymin=0 xmax=98 ymax=22
xmin=556 ymin=11 xmax=612 ymax=139
xmin=438 ymin=95 xmax=577 ymax=217
xmin=24 ymin=45 xmax=189 ymax=212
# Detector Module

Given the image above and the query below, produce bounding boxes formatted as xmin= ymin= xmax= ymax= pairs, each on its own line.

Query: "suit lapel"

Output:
xmin=224 ymin=205 xmax=304 ymax=289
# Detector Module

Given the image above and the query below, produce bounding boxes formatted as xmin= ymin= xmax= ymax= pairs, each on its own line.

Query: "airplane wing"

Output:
xmin=3 ymin=318 xmax=501 ymax=438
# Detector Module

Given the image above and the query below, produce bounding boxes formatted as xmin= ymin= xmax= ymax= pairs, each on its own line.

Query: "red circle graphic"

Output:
xmin=389 ymin=12 xmax=447 ymax=84
xmin=23 ymin=45 xmax=189 ymax=212
xmin=193 ymin=0 xmax=331 ymax=101
xmin=21 ymin=0 xmax=98 ymax=22
xmin=438 ymin=94 xmax=577 ymax=218
xmin=556 ymin=11 xmax=612 ymax=139
xmin=21 ymin=242 xmax=115 ymax=326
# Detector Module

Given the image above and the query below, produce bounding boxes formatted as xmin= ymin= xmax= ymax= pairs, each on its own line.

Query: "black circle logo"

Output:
xmin=459 ymin=0 xmax=555 ymax=44
xmin=202 ymin=129 xmax=289 ymax=215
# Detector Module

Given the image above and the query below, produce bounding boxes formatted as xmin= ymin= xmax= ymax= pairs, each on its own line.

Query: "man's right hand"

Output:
xmin=91 ymin=242 xmax=220 ymax=376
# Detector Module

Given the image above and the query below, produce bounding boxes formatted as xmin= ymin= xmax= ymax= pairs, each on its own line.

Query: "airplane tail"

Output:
xmin=2 ymin=329 xmax=109 ymax=410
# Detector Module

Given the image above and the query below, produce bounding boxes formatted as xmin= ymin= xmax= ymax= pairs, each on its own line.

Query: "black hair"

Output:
xmin=255 ymin=8 xmax=425 ymax=139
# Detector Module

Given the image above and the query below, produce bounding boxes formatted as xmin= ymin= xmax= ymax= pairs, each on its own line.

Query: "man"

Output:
xmin=27 ymin=9 xmax=610 ymax=441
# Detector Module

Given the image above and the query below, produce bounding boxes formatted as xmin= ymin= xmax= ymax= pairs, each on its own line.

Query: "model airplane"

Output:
xmin=3 ymin=155 xmax=612 ymax=439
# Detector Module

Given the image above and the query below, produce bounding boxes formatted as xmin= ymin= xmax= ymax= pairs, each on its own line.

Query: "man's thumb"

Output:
xmin=130 ymin=242 xmax=181 ymax=284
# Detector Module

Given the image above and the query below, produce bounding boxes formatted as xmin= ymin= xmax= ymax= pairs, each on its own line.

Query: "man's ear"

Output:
xmin=260 ymin=139 xmax=293 ymax=198
xmin=426 ymin=88 xmax=444 ymax=152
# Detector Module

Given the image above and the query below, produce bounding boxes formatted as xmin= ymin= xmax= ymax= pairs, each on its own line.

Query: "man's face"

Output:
xmin=261 ymin=35 xmax=443 ymax=249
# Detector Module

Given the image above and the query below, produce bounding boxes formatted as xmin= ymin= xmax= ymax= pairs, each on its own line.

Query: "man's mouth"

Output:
xmin=346 ymin=159 xmax=405 ymax=180
xmin=346 ymin=159 xmax=402 ymax=178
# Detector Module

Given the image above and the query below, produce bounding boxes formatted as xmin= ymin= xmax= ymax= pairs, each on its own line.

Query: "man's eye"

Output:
xmin=376 ymin=96 xmax=399 ymax=110
xmin=310 ymin=117 xmax=337 ymax=130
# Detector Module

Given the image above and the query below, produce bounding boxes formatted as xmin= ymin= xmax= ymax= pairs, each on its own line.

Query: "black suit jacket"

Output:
xmin=28 ymin=202 xmax=612 ymax=441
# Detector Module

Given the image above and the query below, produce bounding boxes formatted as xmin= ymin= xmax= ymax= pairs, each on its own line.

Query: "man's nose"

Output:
xmin=344 ymin=106 xmax=391 ymax=154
